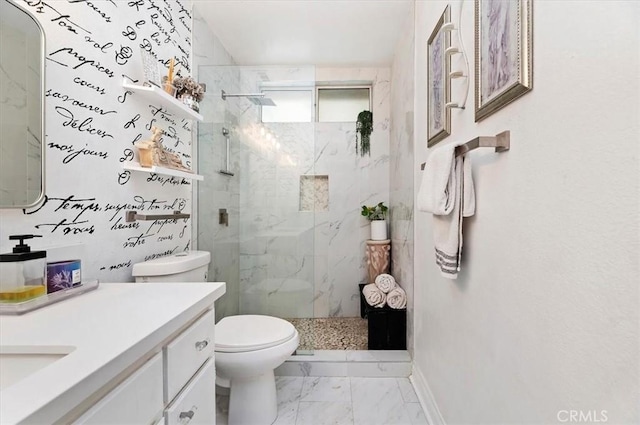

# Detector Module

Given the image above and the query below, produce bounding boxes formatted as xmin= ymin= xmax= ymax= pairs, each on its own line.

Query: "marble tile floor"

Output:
xmin=285 ymin=317 xmax=368 ymax=351
xmin=216 ymin=376 xmax=428 ymax=425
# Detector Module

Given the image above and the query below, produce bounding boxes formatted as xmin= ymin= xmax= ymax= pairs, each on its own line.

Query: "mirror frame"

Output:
xmin=1 ymin=0 xmax=46 ymax=208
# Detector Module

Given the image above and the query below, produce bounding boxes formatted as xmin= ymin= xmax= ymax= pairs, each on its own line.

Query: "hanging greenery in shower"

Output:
xmin=356 ymin=110 xmax=373 ymax=156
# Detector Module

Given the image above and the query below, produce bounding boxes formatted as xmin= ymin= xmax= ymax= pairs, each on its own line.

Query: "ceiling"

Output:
xmin=193 ymin=0 xmax=413 ymax=66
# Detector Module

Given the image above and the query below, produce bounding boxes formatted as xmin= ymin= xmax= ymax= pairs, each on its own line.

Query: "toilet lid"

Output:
xmin=215 ymin=315 xmax=297 ymax=353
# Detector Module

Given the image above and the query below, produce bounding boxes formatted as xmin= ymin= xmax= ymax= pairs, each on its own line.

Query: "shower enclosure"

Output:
xmin=197 ymin=66 xmax=318 ymax=352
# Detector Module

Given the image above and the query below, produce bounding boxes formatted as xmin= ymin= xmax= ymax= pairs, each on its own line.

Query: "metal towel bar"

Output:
xmin=125 ymin=210 xmax=190 ymax=222
xmin=420 ymin=130 xmax=510 ymax=170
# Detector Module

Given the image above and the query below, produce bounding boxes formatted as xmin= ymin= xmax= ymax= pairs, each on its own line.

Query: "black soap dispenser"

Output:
xmin=0 ymin=235 xmax=47 ymax=302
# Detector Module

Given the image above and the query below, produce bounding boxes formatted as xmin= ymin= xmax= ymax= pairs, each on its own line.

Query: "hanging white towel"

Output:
xmin=418 ymin=143 xmax=475 ymax=279
xmin=387 ymin=286 xmax=407 ymax=309
xmin=362 ymin=283 xmax=387 ymax=308
xmin=416 ymin=144 xmax=457 ymax=215
xmin=374 ymin=273 xmax=397 ymax=293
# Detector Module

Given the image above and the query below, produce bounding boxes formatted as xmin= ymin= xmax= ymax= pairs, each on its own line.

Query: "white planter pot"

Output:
xmin=370 ymin=220 xmax=388 ymax=241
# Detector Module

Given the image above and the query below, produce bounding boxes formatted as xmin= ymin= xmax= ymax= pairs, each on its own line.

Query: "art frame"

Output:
xmin=475 ymin=0 xmax=533 ymax=122
xmin=427 ymin=5 xmax=451 ymax=147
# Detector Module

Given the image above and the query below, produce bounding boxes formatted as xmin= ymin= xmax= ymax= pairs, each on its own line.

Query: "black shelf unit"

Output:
xmin=359 ymin=283 xmax=407 ymax=350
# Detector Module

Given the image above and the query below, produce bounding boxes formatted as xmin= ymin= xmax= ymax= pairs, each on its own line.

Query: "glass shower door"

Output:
xmin=197 ymin=65 xmax=241 ymax=323
xmin=197 ymin=65 xmax=317 ymax=354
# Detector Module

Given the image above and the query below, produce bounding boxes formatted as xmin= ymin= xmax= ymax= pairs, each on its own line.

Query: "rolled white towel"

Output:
xmin=387 ymin=286 xmax=407 ymax=309
xmin=374 ymin=273 xmax=397 ymax=294
xmin=362 ymin=283 xmax=386 ymax=308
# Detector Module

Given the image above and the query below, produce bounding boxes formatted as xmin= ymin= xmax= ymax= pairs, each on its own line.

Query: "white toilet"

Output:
xmin=132 ymin=250 xmax=299 ymax=425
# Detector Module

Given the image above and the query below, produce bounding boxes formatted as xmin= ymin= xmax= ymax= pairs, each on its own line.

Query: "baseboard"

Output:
xmin=410 ymin=365 xmax=446 ymax=425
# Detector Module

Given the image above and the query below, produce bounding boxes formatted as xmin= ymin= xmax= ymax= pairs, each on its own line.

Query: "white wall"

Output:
xmin=412 ymin=1 xmax=639 ymax=424
xmin=0 ymin=1 xmax=194 ymax=281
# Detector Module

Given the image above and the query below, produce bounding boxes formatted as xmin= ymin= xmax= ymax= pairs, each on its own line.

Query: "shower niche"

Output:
xmin=300 ymin=175 xmax=329 ymax=212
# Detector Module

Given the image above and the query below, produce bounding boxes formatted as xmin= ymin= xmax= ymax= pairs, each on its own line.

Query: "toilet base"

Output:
xmin=228 ymin=370 xmax=277 ymax=425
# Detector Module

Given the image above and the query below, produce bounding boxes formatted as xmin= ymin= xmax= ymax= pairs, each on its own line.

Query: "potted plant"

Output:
xmin=356 ymin=110 xmax=373 ymax=156
xmin=361 ymin=202 xmax=388 ymax=240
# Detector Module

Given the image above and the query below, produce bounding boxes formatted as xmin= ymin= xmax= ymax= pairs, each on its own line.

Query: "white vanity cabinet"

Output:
xmin=163 ymin=309 xmax=216 ymax=425
xmin=0 ymin=282 xmax=225 ymax=425
xmin=164 ymin=310 xmax=215 ymax=403
xmin=165 ymin=359 xmax=216 ymax=425
xmin=74 ymin=352 xmax=164 ymax=424
xmin=74 ymin=309 xmax=216 ymax=425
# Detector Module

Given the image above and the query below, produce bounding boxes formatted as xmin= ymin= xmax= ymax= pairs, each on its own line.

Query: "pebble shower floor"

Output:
xmin=285 ymin=317 xmax=368 ymax=350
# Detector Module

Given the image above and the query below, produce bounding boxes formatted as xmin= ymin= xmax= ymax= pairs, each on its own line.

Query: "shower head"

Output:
xmin=247 ymin=96 xmax=276 ymax=107
xmin=221 ymin=90 xmax=276 ymax=106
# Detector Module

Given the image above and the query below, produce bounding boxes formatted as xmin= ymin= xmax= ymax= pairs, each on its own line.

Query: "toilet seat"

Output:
xmin=216 ymin=315 xmax=297 ymax=353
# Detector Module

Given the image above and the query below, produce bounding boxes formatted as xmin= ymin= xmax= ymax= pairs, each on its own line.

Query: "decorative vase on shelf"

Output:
xmin=179 ymin=93 xmax=199 ymax=112
xmin=172 ymin=75 xmax=204 ymax=113
xmin=370 ymin=219 xmax=388 ymax=241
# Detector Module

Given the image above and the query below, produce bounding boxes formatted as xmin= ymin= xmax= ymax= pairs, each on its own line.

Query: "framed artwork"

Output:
xmin=427 ymin=5 xmax=451 ymax=147
xmin=475 ymin=0 xmax=533 ymax=122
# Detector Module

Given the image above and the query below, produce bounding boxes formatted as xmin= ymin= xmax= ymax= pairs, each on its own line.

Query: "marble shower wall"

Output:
xmin=389 ymin=7 xmax=415 ymax=354
xmin=314 ymin=68 xmax=391 ymax=318
xmin=234 ymin=67 xmax=391 ymax=319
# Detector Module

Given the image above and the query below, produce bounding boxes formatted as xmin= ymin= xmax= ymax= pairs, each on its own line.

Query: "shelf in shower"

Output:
xmin=122 ymin=161 xmax=204 ymax=181
xmin=122 ymin=79 xmax=204 ymax=122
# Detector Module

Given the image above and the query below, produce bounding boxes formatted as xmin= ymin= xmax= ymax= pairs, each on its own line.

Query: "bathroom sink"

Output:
xmin=0 ymin=347 xmax=74 ymax=390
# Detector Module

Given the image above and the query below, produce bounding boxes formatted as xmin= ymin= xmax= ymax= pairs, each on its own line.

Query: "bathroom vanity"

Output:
xmin=0 ymin=282 xmax=225 ymax=424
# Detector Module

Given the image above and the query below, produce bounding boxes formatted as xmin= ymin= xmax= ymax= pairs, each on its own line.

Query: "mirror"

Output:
xmin=0 ymin=0 xmax=45 ymax=208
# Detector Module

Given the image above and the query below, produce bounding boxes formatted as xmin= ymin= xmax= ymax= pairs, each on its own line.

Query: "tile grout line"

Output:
xmin=349 ymin=376 xmax=356 ymax=425
xmin=292 ymin=398 xmax=300 ymax=425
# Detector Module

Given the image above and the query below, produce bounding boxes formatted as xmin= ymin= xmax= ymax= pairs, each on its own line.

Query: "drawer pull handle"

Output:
xmin=179 ymin=410 xmax=195 ymax=422
xmin=195 ymin=339 xmax=209 ymax=351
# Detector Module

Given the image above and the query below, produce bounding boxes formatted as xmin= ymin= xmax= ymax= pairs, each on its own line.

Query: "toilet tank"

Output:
xmin=132 ymin=251 xmax=210 ymax=283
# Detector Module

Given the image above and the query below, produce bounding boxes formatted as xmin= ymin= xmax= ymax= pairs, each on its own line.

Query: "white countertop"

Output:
xmin=0 ymin=282 xmax=226 ymax=424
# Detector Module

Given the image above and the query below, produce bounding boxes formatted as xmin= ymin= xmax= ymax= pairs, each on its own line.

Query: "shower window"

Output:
xmin=260 ymin=88 xmax=313 ymax=123
xmin=316 ymin=86 xmax=371 ymax=122
xmin=259 ymin=86 xmax=371 ymax=123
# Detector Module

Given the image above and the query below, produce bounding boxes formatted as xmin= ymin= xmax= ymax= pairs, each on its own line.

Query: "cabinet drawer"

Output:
xmin=165 ymin=358 xmax=216 ymax=425
xmin=74 ymin=352 xmax=163 ymax=424
xmin=164 ymin=309 xmax=214 ymax=402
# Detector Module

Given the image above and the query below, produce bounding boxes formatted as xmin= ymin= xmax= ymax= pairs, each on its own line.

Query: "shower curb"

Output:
xmin=275 ymin=350 xmax=411 ymax=377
